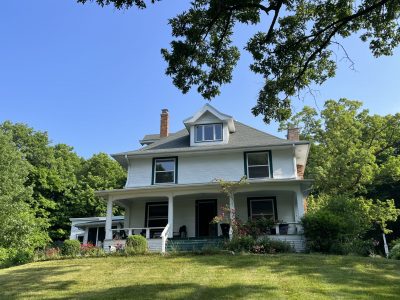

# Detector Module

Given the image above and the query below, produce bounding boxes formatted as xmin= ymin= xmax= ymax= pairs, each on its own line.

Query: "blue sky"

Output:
xmin=1 ymin=1 xmax=399 ymax=158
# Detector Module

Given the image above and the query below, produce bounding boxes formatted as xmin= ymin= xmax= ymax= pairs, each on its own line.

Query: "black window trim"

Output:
xmin=194 ymin=123 xmax=223 ymax=143
xmin=144 ymin=201 xmax=169 ymax=228
xmin=247 ymin=197 xmax=278 ymax=222
xmin=244 ymin=150 xmax=273 ymax=179
xmin=152 ymin=156 xmax=178 ymax=185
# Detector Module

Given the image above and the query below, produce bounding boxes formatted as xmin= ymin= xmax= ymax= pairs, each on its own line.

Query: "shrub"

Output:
xmin=11 ymin=249 xmax=34 ymax=265
xmin=389 ymin=244 xmax=400 ymax=260
xmin=0 ymin=248 xmax=12 ymax=268
xmin=242 ymin=218 xmax=275 ymax=239
xmin=125 ymin=235 xmax=147 ymax=255
xmin=61 ymin=240 xmax=81 ymax=256
xmin=80 ymin=243 xmax=105 ymax=257
xmin=251 ymin=238 xmax=293 ymax=254
xmin=226 ymin=236 xmax=255 ymax=252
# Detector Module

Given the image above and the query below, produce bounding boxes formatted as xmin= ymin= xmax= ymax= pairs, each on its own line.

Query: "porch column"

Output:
xmin=168 ymin=195 xmax=173 ymax=238
xmin=105 ymin=198 xmax=113 ymax=241
xmin=294 ymin=188 xmax=305 ymax=234
xmin=295 ymin=189 xmax=305 ymax=220
xmin=83 ymin=228 xmax=89 ymax=244
xmin=124 ymin=206 xmax=130 ymax=229
xmin=229 ymin=193 xmax=235 ymax=240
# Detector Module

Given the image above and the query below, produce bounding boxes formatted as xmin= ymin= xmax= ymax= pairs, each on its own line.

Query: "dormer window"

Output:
xmin=195 ymin=124 xmax=223 ymax=142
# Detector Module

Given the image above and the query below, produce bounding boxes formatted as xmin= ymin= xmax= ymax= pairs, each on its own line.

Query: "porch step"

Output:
xmin=166 ymin=238 xmax=225 ymax=252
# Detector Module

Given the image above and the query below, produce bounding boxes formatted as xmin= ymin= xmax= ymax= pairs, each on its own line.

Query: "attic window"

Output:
xmin=195 ymin=124 xmax=223 ymax=142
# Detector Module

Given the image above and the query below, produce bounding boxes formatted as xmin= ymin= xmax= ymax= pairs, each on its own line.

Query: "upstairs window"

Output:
xmin=246 ymin=151 xmax=271 ymax=179
xmin=153 ymin=158 xmax=177 ymax=184
xmin=195 ymin=124 xmax=223 ymax=142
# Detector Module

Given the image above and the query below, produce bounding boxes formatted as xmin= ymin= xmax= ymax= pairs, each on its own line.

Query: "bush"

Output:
xmin=125 ymin=235 xmax=147 ymax=255
xmin=302 ymin=194 xmax=377 ymax=254
xmin=251 ymin=238 xmax=293 ymax=254
xmin=80 ymin=243 xmax=105 ymax=257
xmin=61 ymin=240 xmax=81 ymax=256
xmin=389 ymin=244 xmax=400 ymax=260
xmin=226 ymin=236 xmax=255 ymax=252
xmin=242 ymin=218 xmax=275 ymax=239
xmin=302 ymin=210 xmax=344 ymax=253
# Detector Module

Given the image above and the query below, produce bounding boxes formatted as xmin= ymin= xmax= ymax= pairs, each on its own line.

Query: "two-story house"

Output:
xmin=97 ymin=104 xmax=312 ymax=252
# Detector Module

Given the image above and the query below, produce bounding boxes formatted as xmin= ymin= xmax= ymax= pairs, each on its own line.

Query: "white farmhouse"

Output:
xmin=97 ymin=104 xmax=312 ymax=252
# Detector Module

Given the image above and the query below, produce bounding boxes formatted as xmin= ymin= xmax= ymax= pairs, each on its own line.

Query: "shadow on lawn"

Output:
xmin=68 ymin=282 xmax=276 ymax=300
xmin=182 ymin=254 xmax=400 ymax=298
xmin=0 ymin=264 xmax=78 ymax=299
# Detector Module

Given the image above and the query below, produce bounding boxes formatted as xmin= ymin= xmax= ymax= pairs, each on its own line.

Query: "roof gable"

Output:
xmin=183 ymin=104 xmax=235 ymax=132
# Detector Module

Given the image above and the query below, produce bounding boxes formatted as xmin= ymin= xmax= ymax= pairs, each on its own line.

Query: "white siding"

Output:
xmin=126 ymin=158 xmax=153 ymax=187
xmin=178 ymin=153 xmax=244 ymax=184
xmin=125 ymin=150 xmax=295 ymax=188
xmin=271 ymin=149 xmax=296 ymax=179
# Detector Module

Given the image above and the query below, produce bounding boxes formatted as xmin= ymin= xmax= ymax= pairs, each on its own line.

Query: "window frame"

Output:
xmin=247 ymin=197 xmax=278 ymax=221
xmin=194 ymin=123 xmax=223 ymax=143
xmin=244 ymin=151 xmax=273 ymax=179
xmin=145 ymin=202 xmax=168 ymax=228
xmin=152 ymin=157 xmax=178 ymax=185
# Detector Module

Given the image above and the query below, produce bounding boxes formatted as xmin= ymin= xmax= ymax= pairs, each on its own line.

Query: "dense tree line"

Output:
xmin=280 ymin=99 xmax=400 ymax=253
xmin=0 ymin=121 xmax=126 ymax=260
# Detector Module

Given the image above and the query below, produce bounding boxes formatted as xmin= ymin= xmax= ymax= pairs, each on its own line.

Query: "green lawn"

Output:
xmin=0 ymin=254 xmax=399 ymax=299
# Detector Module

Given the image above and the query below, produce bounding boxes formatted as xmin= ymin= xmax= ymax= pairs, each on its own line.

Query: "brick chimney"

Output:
xmin=287 ymin=127 xmax=300 ymax=141
xmin=160 ymin=109 xmax=169 ymax=138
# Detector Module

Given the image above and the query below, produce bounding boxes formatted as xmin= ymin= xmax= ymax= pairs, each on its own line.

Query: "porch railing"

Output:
xmin=273 ymin=222 xmax=302 ymax=235
xmin=160 ymin=224 xmax=170 ymax=254
xmin=111 ymin=227 xmax=165 ymax=239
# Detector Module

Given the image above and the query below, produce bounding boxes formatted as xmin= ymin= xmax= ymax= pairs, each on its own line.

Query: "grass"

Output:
xmin=0 ymin=253 xmax=399 ymax=299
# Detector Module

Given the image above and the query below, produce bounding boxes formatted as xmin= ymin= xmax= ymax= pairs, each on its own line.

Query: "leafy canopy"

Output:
xmin=78 ymin=0 xmax=400 ymax=122
xmin=281 ymin=98 xmax=400 ymax=195
xmin=0 ymin=121 xmax=126 ymax=241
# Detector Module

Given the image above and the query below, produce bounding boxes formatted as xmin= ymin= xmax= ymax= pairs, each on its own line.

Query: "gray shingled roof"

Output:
xmin=112 ymin=121 xmax=308 ymax=164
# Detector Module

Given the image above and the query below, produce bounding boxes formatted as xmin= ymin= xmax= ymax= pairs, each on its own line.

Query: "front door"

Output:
xmin=196 ymin=199 xmax=217 ymax=237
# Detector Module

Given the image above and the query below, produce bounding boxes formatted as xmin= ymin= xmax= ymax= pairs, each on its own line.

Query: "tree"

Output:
xmin=0 ymin=132 xmax=49 ymax=252
xmin=281 ymin=98 xmax=400 ymax=195
xmin=282 ymin=99 xmax=400 ymax=239
xmin=0 ymin=122 xmax=127 ymax=241
xmin=78 ymin=0 xmax=400 ymax=122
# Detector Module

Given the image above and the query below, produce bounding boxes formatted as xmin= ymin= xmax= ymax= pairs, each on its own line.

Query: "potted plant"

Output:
xmin=211 ymin=205 xmax=232 ymax=238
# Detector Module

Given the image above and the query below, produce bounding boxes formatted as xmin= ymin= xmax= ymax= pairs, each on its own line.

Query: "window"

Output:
xmin=246 ymin=151 xmax=271 ymax=179
xmin=248 ymin=198 xmax=276 ymax=220
xmin=146 ymin=203 xmax=168 ymax=227
xmin=195 ymin=124 xmax=223 ymax=142
xmin=153 ymin=157 xmax=177 ymax=184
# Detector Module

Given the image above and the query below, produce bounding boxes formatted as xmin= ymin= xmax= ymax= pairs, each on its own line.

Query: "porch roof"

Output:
xmin=96 ymin=179 xmax=313 ymax=203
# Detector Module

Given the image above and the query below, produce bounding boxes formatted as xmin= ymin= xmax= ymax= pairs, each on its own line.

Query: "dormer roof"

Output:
xmin=183 ymin=104 xmax=235 ymax=132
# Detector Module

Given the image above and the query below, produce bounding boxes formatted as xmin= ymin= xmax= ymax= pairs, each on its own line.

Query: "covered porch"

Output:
xmin=98 ymin=180 xmax=311 ymax=253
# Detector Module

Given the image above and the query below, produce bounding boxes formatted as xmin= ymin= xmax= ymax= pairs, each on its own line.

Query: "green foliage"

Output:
xmin=61 ymin=240 xmax=81 ymax=256
xmin=226 ymin=236 xmax=255 ymax=253
xmin=0 ymin=131 xmax=49 ymax=254
xmin=243 ymin=218 xmax=275 ymax=239
xmin=281 ymin=99 xmax=400 ymax=195
xmin=78 ymin=0 xmax=400 ymax=123
xmin=0 ymin=248 xmax=34 ymax=268
xmin=0 ymin=121 xmax=126 ymax=241
xmin=125 ymin=235 xmax=147 ymax=255
xmin=303 ymin=194 xmax=399 ymax=254
xmin=282 ymin=99 xmax=400 ymax=238
xmin=252 ymin=238 xmax=293 ymax=254
xmin=389 ymin=244 xmax=400 ymax=260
